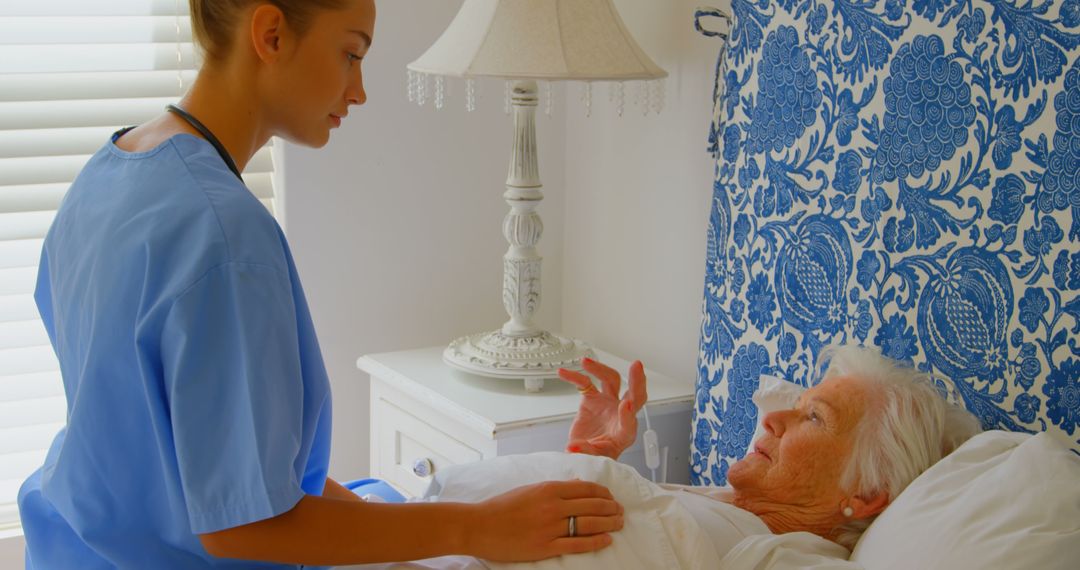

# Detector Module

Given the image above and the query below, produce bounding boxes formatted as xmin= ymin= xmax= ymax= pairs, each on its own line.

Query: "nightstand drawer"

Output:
xmin=374 ymin=398 xmax=483 ymax=497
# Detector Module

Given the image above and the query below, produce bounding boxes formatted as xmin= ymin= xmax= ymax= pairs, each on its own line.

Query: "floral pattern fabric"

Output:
xmin=692 ymin=0 xmax=1080 ymax=486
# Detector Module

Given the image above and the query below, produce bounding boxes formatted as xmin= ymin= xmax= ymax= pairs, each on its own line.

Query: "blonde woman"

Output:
xmin=16 ymin=1 xmax=622 ymax=568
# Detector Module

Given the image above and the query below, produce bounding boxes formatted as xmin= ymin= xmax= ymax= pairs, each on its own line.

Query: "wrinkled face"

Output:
xmin=728 ymin=375 xmax=875 ymax=510
xmin=266 ymin=0 xmax=375 ymax=147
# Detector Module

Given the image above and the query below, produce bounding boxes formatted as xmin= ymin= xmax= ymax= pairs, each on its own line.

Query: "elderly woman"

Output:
xmin=342 ymin=345 xmax=982 ymax=569
xmin=559 ymin=344 xmax=982 ymax=550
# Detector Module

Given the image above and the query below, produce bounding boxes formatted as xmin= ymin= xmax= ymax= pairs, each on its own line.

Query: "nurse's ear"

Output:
xmin=248 ymin=4 xmax=290 ymax=63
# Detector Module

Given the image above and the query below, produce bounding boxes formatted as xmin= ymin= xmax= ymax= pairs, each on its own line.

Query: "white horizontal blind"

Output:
xmin=0 ymin=0 xmax=279 ymax=530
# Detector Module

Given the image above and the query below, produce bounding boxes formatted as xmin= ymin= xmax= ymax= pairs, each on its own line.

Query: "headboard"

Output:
xmin=691 ymin=0 xmax=1080 ymax=486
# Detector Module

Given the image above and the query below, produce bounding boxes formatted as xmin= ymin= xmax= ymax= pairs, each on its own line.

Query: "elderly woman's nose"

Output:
xmin=763 ymin=409 xmax=789 ymax=437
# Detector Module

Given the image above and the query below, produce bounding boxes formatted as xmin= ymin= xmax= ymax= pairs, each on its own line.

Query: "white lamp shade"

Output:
xmin=408 ymin=0 xmax=667 ymax=81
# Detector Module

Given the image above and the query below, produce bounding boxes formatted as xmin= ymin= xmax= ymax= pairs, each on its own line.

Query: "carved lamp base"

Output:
xmin=444 ymin=331 xmax=594 ymax=392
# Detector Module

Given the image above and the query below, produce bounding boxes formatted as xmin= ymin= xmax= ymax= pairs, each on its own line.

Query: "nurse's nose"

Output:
xmin=346 ymin=70 xmax=366 ymax=106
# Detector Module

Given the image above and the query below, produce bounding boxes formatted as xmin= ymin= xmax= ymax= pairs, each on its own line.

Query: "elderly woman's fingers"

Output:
xmin=567 ymin=439 xmax=624 ymax=459
xmin=617 ymin=399 xmax=638 ymax=438
xmin=625 ymin=360 xmax=648 ymax=411
xmin=557 ymin=368 xmax=595 ymax=393
xmin=581 ymin=357 xmax=622 ymax=398
xmin=565 ymin=439 xmax=599 ymax=454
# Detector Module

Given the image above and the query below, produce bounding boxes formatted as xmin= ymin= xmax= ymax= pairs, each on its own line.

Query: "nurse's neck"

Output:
xmin=114 ymin=58 xmax=268 ymax=174
xmin=173 ymin=60 xmax=269 ymax=174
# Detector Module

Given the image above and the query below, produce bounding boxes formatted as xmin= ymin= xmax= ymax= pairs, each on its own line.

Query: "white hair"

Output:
xmin=815 ymin=345 xmax=982 ymax=548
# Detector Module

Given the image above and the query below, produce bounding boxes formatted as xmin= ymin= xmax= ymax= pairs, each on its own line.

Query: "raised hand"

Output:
xmin=558 ymin=358 xmax=648 ymax=460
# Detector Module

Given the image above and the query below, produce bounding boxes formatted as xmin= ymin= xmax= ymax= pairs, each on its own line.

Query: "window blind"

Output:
xmin=0 ymin=0 xmax=279 ymax=530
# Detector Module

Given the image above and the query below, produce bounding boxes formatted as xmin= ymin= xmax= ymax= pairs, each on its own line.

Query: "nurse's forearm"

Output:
xmin=199 ymin=494 xmax=474 ymax=565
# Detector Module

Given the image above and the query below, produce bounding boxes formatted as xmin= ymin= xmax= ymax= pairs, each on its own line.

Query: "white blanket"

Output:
xmin=719 ymin=533 xmax=859 ymax=569
xmin=339 ymin=453 xmax=858 ymax=570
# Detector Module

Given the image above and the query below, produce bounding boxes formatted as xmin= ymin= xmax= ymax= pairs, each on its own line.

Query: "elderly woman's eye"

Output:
xmin=808 ymin=411 xmax=821 ymax=424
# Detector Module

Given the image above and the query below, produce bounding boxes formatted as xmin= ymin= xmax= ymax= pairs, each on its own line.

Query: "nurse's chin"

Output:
xmin=283 ymin=129 xmax=332 ymax=149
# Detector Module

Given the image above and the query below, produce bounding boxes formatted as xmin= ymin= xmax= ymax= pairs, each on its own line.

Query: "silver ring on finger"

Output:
xmin=568 ymin=515 xmax=577 ymax=537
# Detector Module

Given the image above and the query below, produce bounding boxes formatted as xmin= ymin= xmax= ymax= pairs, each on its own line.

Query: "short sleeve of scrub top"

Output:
xmin=163 ymin=261 xmax=318 ymax=533
xmin=17 ymin=132 xmax=333 ymax=569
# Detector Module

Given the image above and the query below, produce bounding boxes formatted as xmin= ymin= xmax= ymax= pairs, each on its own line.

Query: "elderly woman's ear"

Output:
xmin=847 ymin=490 xmax=890 ymax=520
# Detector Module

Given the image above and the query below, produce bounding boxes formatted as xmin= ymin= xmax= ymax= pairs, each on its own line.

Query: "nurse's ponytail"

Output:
xmin=189 ymin=0 xmax=348 ymax=63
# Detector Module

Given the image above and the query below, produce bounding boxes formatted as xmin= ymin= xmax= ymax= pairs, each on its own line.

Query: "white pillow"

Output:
xmin=851 ymin=431 xmax=1080 ymax=570
xmin=747 ymin=374 xmax=805 ymax=453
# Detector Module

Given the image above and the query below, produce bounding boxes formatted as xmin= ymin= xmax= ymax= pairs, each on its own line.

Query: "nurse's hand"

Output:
xmin=559 ymin=358 xmax=648 ymax=460
xmin=468 ymin=479 xmax=623 ymax=561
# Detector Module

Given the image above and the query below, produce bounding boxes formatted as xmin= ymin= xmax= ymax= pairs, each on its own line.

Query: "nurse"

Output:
xmin=16 ymin=0 xmax=623 ymax=567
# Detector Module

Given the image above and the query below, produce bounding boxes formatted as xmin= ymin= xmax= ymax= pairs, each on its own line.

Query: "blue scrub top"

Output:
xmin=17 ymin=132 xmax=333 ymax=569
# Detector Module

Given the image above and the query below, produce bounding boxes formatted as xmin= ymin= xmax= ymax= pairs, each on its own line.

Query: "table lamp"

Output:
xmin=408 ymin=0 xmax=667 ymax=390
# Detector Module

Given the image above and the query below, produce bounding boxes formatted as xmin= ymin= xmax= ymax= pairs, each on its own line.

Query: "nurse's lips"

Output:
xmin=329 ymin=113 xmax=345 ymax=127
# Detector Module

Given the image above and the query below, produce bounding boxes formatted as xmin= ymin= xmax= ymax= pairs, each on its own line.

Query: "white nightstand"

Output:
xmin=357 ymin=346 xmax=696 ymax=498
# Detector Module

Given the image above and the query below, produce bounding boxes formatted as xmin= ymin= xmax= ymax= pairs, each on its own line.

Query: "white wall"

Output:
xmin=560 ymin=0 xmax=721 ymax=384
xmin=283 ymin=0 xmax=566 ymax=481
xmin=287 ymin=0 xmax=720 ymax=480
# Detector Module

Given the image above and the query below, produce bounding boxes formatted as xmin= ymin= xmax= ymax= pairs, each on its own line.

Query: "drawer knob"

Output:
xmin=412 ymin=458 xmax=434 ymax=478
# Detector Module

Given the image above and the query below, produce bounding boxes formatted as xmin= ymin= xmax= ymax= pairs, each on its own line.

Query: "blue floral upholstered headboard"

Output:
xmin=691 ymin=0 xmax=1080 ymax=486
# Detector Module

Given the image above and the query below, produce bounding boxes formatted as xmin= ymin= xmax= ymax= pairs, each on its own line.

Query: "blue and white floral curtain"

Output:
xmin=692 ymin=0 xmax=1080 ymax=486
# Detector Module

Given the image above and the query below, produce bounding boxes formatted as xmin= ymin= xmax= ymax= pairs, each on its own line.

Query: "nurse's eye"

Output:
xmin=346 ymin=52 xmax=364 ymax=64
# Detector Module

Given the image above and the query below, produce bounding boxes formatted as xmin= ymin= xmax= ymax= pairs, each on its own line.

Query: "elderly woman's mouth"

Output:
xmin=751 ymin=444 xmax=771 ymax=461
